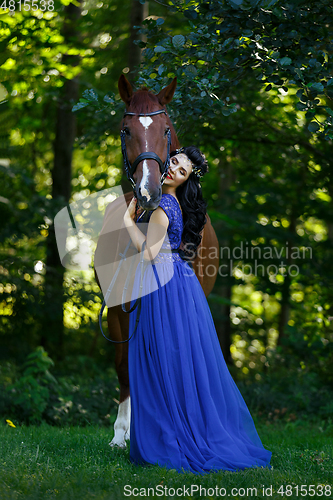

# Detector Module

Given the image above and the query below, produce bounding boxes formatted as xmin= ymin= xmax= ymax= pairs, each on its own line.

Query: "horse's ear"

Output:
xmin=118 ymin=74 xmax=133 ymax=106
xmin=157 ymin=77 xmax=177 ymax=105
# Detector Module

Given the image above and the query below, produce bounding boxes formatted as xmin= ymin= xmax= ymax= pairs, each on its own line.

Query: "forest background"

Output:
xmin=0 ymin=0 xmax=333 ymax=427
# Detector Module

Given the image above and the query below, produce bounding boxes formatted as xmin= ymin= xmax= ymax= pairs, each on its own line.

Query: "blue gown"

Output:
xmin=128 ymin=193 xmax=272 ymax=474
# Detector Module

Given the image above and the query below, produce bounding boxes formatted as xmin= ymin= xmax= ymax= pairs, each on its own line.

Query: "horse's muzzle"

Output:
xmin=136 ymin=186 xmax=162 ymax=212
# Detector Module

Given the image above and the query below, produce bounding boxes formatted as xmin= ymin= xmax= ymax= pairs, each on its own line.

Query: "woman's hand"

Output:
xmin=123 ymin=197 xmax=144 ymax=223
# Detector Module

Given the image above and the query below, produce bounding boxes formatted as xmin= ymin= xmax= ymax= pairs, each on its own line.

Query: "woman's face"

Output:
xmin=164 ymin=154 xmax=193 ymax=188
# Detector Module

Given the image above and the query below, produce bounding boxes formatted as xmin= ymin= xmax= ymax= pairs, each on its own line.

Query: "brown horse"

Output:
xmin=94 ymin=75 xmax=219 ymax=448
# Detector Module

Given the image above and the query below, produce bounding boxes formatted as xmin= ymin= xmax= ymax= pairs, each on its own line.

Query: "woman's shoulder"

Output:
xmin=161 ymin=193 xmax=182 ymax=215
xmin=161 ymin=193 xmax=177 ymax=201
xmin=158 ymin=194 xmax=181 ymax=221
xmin=160 ymin=193 xmax=179 ymax=204
xmin=161 ymin=193 xmax=181 ymax=207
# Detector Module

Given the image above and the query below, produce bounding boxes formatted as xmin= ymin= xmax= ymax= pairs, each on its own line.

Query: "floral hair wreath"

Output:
xmin=175 ymin=147 xmax=206 ymax=179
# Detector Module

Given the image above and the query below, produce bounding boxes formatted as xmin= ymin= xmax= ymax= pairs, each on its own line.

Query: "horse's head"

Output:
xmin=118 ymin=75 xmax=179 ymax=211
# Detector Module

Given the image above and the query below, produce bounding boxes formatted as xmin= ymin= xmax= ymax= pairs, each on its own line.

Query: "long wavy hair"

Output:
xmin=172 ymin=146 xmax=209 ymax=261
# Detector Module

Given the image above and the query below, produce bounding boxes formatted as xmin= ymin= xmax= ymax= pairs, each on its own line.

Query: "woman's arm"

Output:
xmin=123 ymin=198 xmax=169 ymax=261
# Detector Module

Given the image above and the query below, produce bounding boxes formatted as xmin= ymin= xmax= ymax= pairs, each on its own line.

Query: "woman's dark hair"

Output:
xmin=171 ymin=146 xmax=209 ymax=261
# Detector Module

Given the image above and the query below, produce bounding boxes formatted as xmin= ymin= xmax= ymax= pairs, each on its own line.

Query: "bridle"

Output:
xmin=120 ymin=109 xmax=172 ymax=190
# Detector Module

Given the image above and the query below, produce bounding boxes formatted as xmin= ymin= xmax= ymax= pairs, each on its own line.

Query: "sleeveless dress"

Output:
xmin=128 ymin=193 xmax=272 ymax=474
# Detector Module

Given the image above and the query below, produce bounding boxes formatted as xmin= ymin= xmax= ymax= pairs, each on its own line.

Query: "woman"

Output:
xmin=123 ymin=146 xmax=272 ymax=474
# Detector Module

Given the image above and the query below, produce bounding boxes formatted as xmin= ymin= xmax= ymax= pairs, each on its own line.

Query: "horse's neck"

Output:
xmin=166 ymin=114 xmax=180 ymax=151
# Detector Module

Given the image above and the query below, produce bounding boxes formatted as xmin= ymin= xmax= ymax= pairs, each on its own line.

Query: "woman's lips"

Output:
xmin=167 ymin=172 xmax=173 ymax=179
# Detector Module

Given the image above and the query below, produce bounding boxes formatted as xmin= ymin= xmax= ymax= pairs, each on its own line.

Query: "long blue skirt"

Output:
xmin=128 ymin=259 xmax=272 ymax=474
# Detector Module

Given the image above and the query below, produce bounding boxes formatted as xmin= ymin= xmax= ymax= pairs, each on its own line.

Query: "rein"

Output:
xmin=120 ymin=109 xmax=172 ymax=190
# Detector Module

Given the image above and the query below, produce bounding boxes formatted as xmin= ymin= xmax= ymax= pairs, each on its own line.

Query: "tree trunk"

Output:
xmin=127 ymin=0 xmax=149 ymax=79
xmin=119 ymin=0 xmax=149 ymax=194
xmin=216 ymin=284 xmax=233 ymax=364
xmin=276 ymin=216 xmax=296 ymax=346
xmin=42 ymin=2 xmax=81 ymax=358
xmin=216 ymin=158 xmax=237 ymax=365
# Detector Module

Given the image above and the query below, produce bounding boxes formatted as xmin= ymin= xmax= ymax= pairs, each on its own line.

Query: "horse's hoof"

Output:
xmin=109 ymin=438 xmax=127 ymax=449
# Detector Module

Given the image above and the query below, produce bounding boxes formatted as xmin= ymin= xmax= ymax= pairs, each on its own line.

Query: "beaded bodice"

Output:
xmin=146 ymin=193 xmax=184 ymax=263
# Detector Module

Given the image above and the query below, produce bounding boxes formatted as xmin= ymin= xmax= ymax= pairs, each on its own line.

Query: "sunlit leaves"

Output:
xmin=308 ymin=122 xmax=320 ymax=133
xmin=103 ymin=95 xmax=114 ymax=104
xmin=279 ymin=57 xmax=292 ymax=67
xmin=184 ymin=64 xmax=197 ymax=78
xmin=82 ymin=89 xmax=98 ymax=102
xmin=136 ymin=0 xmax=333 ymax=138
xmin=308 ymin=82 xmax=324 ymax=94
xmin=72 ymin=101 xmax=89 ymax=112
xmin=72 ymin=87 xmax=120 ymax=117
xmin=154 ymin=45 xmax=167 ymax=53
xmin=172 ymin=34 xmax=185 ymax=49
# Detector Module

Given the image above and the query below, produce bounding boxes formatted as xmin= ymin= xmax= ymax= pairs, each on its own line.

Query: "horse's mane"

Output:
xmin=128 ymin=89 xmax=180 ymax=150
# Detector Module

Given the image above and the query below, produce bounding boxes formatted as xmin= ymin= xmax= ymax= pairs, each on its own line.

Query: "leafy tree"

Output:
xmin=137 ymin=0 xmax=333 ymax=138
xmin=1 ymin=0 xmax=332 ymax=384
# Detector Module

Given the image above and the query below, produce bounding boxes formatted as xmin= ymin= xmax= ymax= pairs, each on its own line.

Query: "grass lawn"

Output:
xmin=0 ymin=417 xmax=332 ymax=499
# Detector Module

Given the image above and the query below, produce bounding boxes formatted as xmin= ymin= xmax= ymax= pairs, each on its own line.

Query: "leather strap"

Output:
xmin=124 ymin=109 xmax=167 ymax=117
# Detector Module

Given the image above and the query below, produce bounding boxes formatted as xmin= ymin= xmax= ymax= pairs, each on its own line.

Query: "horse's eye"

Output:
xmin=123 ymin=127 xmax=131 ymax=136
xmin=164 ymin=127 xmax=170 ymax=137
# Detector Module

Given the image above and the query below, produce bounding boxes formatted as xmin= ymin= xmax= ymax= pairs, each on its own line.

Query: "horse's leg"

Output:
xmin=192 ymin=214 xmax=219 ymax=297
xmin=108 ymin=305 xmax=131 ymax=449
xmin=201 ymin=214 xmax=220 ymax=297
xmin=94 ymin=192 xmax=136 ymax=448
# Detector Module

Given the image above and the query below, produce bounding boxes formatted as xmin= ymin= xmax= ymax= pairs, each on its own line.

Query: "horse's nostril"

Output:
xmin=137 ymin=188 xmax=162 ymax=211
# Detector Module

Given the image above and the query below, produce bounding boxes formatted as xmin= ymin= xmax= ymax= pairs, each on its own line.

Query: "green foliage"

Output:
xmin=237 ymin=366 xmax=333 ymax=422
xmin=1 ymin=0 xmax=333 ymax=414
xmin=4 ymin=347 xmax=332 ymax=427
xmin=6 ymin=347 xmax=57 ymax=423
xmin=72 ymin=88 xmax=113 ymax=112
xmin=135 ymin=0 xmax=333 ymax=138
xmin=46 ymin=367 xmax=118 ymax=427
xmin=22 ymin=346 xmax=56 ymax=381
xmin=2 ymin=350 xmax=119 ymax=426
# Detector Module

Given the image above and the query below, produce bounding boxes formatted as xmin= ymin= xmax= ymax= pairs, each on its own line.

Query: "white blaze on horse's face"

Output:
xmin=140 ymin=162 xmax=151 ymax=201
xmin=138 ymin=116 xmax=154 ymax=201
xmin=138 ymin=116 xmax=153 ymax=130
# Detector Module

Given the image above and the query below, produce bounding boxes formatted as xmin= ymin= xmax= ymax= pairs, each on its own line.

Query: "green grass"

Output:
xmin=0 ymin=418 xmax=332 ymax=499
